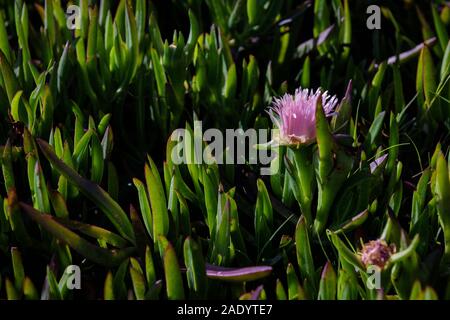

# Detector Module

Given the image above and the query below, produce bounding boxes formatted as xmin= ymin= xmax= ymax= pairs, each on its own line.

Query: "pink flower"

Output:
xmin=268 ymin=87 xmax=338 ymax=146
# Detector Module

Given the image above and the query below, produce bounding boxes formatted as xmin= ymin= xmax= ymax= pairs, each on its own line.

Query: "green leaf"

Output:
xmin=364 ymin=111 xmax=386 ymax=152
xmin=276 ymin=279 xmax=287 ymax=300
xmin=340 ymin=0 xmax=351 ymax=60
xmin=133 ymin=178 xmax=153 ymax=239
xmin=5 ymin=278 xmax=19 ymax=300
xmin=411 ymin=168 xmax=431 ymax=229
xmin=318 ymin=261 xmax=337 ymax=300
xmin=46 ymin=266 xmax=62 ymax=300
xmin=186 ymin=9 xmax=199 ymax=58
xmin=0 ymin=50 xmax=19 ymax=104
xmin=73 ymin=129 xmax=94 ymax=168
xmin=423 ymin=287 xmax=438 ymax=300
xmin=332 ymin=209 xmax=369 ymax=234
xmin=57 ymin=42 xmax=70 ymax=93
xmin=0 ymin=11 xmax=12 ymax=63
xmin=52 ymin=127 xmax=64 ymax=159
xmin=313 ymin=0 xmax=330 ymax=37
xmin=292 ymin=146 xmax=315 ymax=225
xmin=2 ymin=139 xmax=15 ymax=193
xmin=314 ymin=98 xmax=340 ymax=234
xmin=434 ymin=154 xmax=450 ymax=263
xmin=11 ymin=90 xmax=28 ymax=124
xmin=389 ymin=234 xmax=420 ymax=264
xmin=183 ymin=237 xmax=207 ymax=298
xmin=44 ymin=0 xmax=55 ymax=47
xmin=129 ymin=258 xmax=146 ymax=300
xmin=161 ymin=237 xmax=185 ymax=300
xmin=135 ymin=0 xmax=146 ymax=41
xmin=247 ymin=0 xmax=259 ymax=25
xmin=79 ymin=0 xmax=89 ymax=39
xmin=104 ymin=271 xmax=115 ymax=300
xmin=98 ymin=114 xmax=112 ymax=137
xmin=295 ymin=215 xmax=316 ymax=296
xmin=37 ymin=139 xmax=135 ymax=244
xmin=286 ymin=263 xmax=305 ymax=300
xmin=6 ymin=190 xmax=31 ymax=247
xmin=101 ymin=126 xmax=114 ymax=161
xmin=431 ymin=4 xmax=449 ymax=52
xmin=113 ymin=259 xmax=129 ymax=299
xmin=205 ymin=264 xmax=272 ymax=282
xmin=33 ymin=161 xmax=51 ymax=214
xmin=315 ymin=98 xmax=334 ymax=180
xmin=54 ymin=216 xmax=128 ymax=248
xmin=145 ymin=246 xmax=156 ymax=286
xmin=379 ymin=124 xmax=394 ymax=176
xmin=392 ymin=64 xmax=405 ymax=114
xmin=337 ymin=258 xmax=359 ymax=300
xmin=212 ymin=198 xmax=231 ymax=266
xmin=223 ymin=63 xmax=237 ymax=100
xmin=328 ymin=231 xmax=364 ymax=271
xmin=301 ymin=56 xmax=311 ymax=88
xmin=440 ymin=40 xmax=450 ymax=81
xmin=203 ymin=167 xmax=218 ymax=236
xmin=369 ymin=62 xmax=387 ymax=116
xmin=23 ymin=277 xmax=39 ymax=300
xmin=206 ymin=0 xmax=227 ymax=32
xmin=255 ymin=179 xmax=273 ymax=253
xmin=144 ymin=156 xmax=168 ymax=240
xmin=20 ymin=203 xmax=134 ymax=267
xmin=90 ymin=133 xmax=104 ymax=184
xmin=11 ymin=247 xmax=24 ymax=292
xmin=416 ymin=46 xmax=437 ymax=112
xmin=151 ymin=48 xmax=166 ymax=97
xmin=149 ymin=13 xmax=164 ymax=55
xmin=331 ymin=81 xmax=352 ymax=133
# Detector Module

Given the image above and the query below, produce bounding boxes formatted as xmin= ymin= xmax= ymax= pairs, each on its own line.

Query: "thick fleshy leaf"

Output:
xmin=295 ymin=215 xmax=316 ymax=297
xmin=318 ymin=261 xmax=337 ymax=300
xmin=286 ymin=263 xmax=305 ymax=300
xmin=37 ymin=139 xmax=135 ymax=244
xmin=20 ymin=203 xmax=134 ymax=267
xmin=416 ymin=46 xmax=437 ymax=112
xmin=204 ymin=264 xmax=272 ymax=282
xmin=161 ymin=237 xmax=185 ymax=300
xmin=144 ymin=156 xmax=168 ymax=240
xmin=183 ymin=237 xmax=207 ymax=298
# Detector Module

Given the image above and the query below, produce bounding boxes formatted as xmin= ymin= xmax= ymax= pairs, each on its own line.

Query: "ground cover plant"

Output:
xmin=0 ymin=0 xmax=450 ymax=300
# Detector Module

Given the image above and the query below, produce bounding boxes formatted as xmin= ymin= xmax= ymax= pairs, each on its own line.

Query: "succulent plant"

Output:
xmin=0 ymin=0 xmax=449 ymax=301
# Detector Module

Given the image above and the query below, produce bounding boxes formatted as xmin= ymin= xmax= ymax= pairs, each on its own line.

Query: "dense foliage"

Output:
xmin=0 ymin=0 xmax=450 ymax=300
